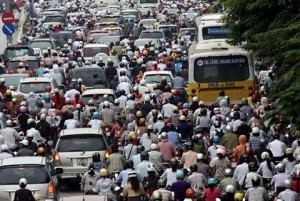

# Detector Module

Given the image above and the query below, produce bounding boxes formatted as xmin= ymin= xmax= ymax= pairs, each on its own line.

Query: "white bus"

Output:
xmin=137 ymin=0 xmax=160 ymax=8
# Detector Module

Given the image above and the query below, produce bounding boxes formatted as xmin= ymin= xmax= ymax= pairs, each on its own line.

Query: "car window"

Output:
xmin=72 ymin=69 xmax=107 ymax=87
xmin=6 ymin=49 xmax=30 ymax=58
xmin=0 ymin=76 xmax=28 ymax=88
xmin=57 ymin=135 xmax=107 ymax=152
xmin=30 ymin=41 xmax=54 ymax=50
xmin=83 ymin=47 xmax=110 ymax=57
xmin=0 ymin=165 xmax=50 ymax=185
xmin=19 ymin=82 xmax=51 ymax=93
xmin=44 ymin=16 xmax=65 ymax=23
xmin=144 ymin=74 xmax=172 ymax=83
xmin=140 ymin=32 xmax=163 ymax=39
xmin=8 ymin=60 xmax=39 ymax=70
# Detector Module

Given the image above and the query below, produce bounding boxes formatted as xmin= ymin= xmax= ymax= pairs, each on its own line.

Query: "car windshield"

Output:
xmin=141 ymin=20 xmax=156 ymax=26
xmin=0 ymin=75 xmax=28 ymax=88
xmin=30 ymin=41 xmax=54 ymax=50
xmin=0 ymin=165 xmax=50 ymax=185
xmin=50 ymin=33 xmax=73 ymax=47
xmin=8 ymin=61 xmax=39 ymax=70
xmin=144 ymin=74 xmax=172 ymax=83
xmin=140 ymin=32 xmax=163 ymax=39
xmin=44 ymin=16 xmax=65 ymax=23
xmin=135 ymin=39 xmax=157 ymax=47
xmin=82 ymin=94 xmax=114 ymax=105
xmin=83 ymin=47 xmax=110 ymax=57
xmin=57 ymin=135 xmax=107 ymax=152
xmin=6 ymin=49 xmax=31 ymax=58
xmin=89 ymin=33 xmax=109 ymax=42
xmin=72 ymin=69 xmax=107 ymax=87
xmin=19 ymin=82 xmax=52 ymax=93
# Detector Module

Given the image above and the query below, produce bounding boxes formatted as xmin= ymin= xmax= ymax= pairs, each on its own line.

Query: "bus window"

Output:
xmin=202 ymin=26 xmax=229 ymax=40
xmin=194 ymin=56 xmax=249 ymax=83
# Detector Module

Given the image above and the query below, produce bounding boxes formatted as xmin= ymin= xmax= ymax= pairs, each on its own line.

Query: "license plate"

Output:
xmin=77 ymin=158 xmax=88 ymax=166
xmin=208 ymin=82 xmax=235 ymax=88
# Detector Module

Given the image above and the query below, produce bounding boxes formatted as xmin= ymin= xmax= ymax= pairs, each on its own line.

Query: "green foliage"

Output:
xmin=222 ymin=0 xmax=300 ymax=129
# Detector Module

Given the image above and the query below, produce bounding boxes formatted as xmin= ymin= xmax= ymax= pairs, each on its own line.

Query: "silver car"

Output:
xmin=0 ymin=156 xmax=63 ymax=201
xmin=52 ymin=128 xmax=109 ymax=183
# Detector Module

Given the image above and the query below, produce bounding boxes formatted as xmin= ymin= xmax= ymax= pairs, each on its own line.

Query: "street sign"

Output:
xmin=2 ymin=23 xmax=15 ymax=36
xmin=2 ymin=12 xmax=14 ymax=24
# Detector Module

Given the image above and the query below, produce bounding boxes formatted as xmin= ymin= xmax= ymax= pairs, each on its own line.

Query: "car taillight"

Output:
xmin=6 ymin=70 xmax=14 ymax=74
xmin=104 ymin=149 xmax=110 ymax=159
xmin=46 ymin=181 xmax=55 ymax=199
xmin=53 ymin=151 xmax=62 ymax=166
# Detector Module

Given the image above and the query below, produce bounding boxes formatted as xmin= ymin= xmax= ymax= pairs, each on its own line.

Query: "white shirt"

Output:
xmin=64 ymin=119 xmax=78 ymax=129
xmin=267 ymin=139 xmax=286 ymax=157
xmin=278 ymin=189 xmax=300 ymax=201
xmin=161 ymin=103 xmax=175 ymax=118
xmin=88 ymin=119 xmax=102 ymax=129
xmin=160 ymin=168 xmax=177 ymax=186
xmin=234 ymin=163 xmax=250 ymax=185
xmin=257 ymin=161 xmax=276 ymax=179
xmin=118 ymin=96 xmax=127 ymax=108
xmin=27 ymin=128 xmax=41 ymax=144
xmin=65 ymin=89 xmax=80 ymax=100
xmin=116 ymin=82 xmax=132 ymax=95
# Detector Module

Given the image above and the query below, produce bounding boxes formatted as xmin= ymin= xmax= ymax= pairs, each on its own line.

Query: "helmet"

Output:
xmin=19 ymin=178 xmax=27 ymax=186
xmin=286 ymin=148 xmax=293 ymax=155
xmin=225 ymin=185 xmax=235 ymax=193
xmin=192 ymin=96 xmax=199 ymax=102
xmin=225 ymin=125 xmax=233 ymax=133
xmin=185 ymin=188 xmax=195 ymax=198
xmin=224 ymin=168 xmax=233 ymax=177
xmin=147 ymin=125 xmax=153 ymax=130
xmin=252 ymin=127 xmax=260 ymax=134
xmin=208 ymin=178 xmax=217 ymax=185
xmin=144 ymin=95 xmax=151 ymax=102
xmin=147 ymin=164 xmax=156 ymax=172
xmin=197 ymin=153 xmax=204 ymax=160
xmin=125 ymin=160 xmax=133 ymax=169
xmin=248 ymin=162 xmax=258 ymax=172
xmin=1 ymin=144 xmax=8 ymax=151
xmin=99 ymin=168 xmax=109 ymax=177
xmin=179 ymin=115 xmax=186 ymax=121
xmin=213 ymin=135 xmax=220 ymax=143
xmin=176 ymin=170 xmax=184 ymax=179
xmin=276 ymin=163 xmax=285 ymax=173
xmin=140 ymin=151 xmax=149 ymax=161
xmin=92 ymin=152 xmax=100 ymax=162
xmin=190 ymin=164 xmax=198 ymax=172
xmin=173 ymin=106 xmax=179 ymax=113
xmin=284 ymin=178 xmax=292 ymax=188
xmin=242 ymin=98 xmax=248 ymax=105
xmin=151 ymin=191 xmax=162 ymax=201
xmin=157 ymin=179 xmax=166 ymax=188
xmin=114 ymin=99 xmax=120 ymax=104
xmin=37 ymin=147 xmax=46 ymax=155
xmin=27 ymin=132 xmax=34 ymax=138
xmin=137 ymin=145 xmax=145 ymax=153
xmin=150 ymin=143 xmax=157 ymax=150
xmin=183 ymin=103 xmax=189 ymax=109
xmin=130 ymin=132 xmax=138 ymax=141
xmin=139 ymin=118 xmax=146 ymax=125
xmin=215 ymin=115 xmax=222 ymax=121
xmin=261 ymin=152 xmax=270 ymax=160
xmin=6 ymin=119 xmax=12 ymax=126
xmin=136 ymin=111 xmax=143 ymax=118
xmin=181 ymin=109 xmax=189 ymax=116
xmin=251 ymin=174 xmax=261 ymax=185
xmin=185 ymin=141 xmax=193 ymax=149
xmin=234 ymin=192 xmax=244 ymax=201
xmin=21 ymin=139 xmax=29 ymax=146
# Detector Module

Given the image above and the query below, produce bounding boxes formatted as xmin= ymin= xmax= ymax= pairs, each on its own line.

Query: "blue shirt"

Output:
xmin=171 ymin=181 xmax=191 ymax=201
xmin=116 ymin=168 xmax=142 ymax=188
xmin=167 ymin=131 xmax=181 ymax=148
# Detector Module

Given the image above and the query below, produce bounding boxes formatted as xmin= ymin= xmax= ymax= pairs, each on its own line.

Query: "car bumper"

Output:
xmin=59 ymin=166 xmax=89 ymax=179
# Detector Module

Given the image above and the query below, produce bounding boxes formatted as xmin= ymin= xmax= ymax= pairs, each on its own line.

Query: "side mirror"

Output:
xmin=54 ymin=166 xmax=63 ymax=175
xmin=35 ymin=53 xmax=40 ymax=57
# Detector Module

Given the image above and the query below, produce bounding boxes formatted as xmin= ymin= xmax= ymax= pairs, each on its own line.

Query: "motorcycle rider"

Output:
xmin=81 ymin=163 xmax=100 ymax=194
xmin=171 ymin=170 xmax=191 ymax=201
xmin=244 ymin=175 xmax=269 ymax=201
xmin=2 ymin=119 xmax=21 ymax=151
xmin=187 ymin=164 xmax=207 ymax=195
xmin=271 ymin=162 xmax=291 ymax=194
xmin=16 ymin=139 xmax=34 ymax=156
xmin=92 ymin=152 xmax=106 ymax=173
xmin=14 ymin=178 xmax=35 ymax=201
xmin=161 ymin=158 xmax=179 ymax=188
xmin=117 ymin=160 xmax=142 ymax=188
xmin=136 ymin=151 xmax=157 ymax=179
xmin=218 ymin=168 xmax=240 ymax=195
xmin=149 ymin=143 xmax=165 ymax=173
xmin=181 ymin=141 xmax=197 ymax=169
xmin=143 ymin=164 xmax=160 ymax=198
xmin=277 ymin=178 xmax=300 ymax=200
xmin=153 ymin=179 xmax=172 ymax=201
xmin=0 ymin=144 xmax=13 ymax=159
xmin=94 ymin=168 xmax=116 ymax=200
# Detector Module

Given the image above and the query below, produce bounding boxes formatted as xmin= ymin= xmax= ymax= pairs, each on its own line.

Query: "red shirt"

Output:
xmin=51 ymin=94 xmax=65 ymax=109
xmin=204 ymin=187 xmax=221 ymax=201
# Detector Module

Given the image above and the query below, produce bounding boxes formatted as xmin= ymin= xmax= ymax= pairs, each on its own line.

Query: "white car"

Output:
xmin=141 ymin=71 xmax=173 ymax=91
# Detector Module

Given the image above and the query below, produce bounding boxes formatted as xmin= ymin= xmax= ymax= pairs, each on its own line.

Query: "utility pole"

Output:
xmin=4 ymin=0 xmax=12 ymax=44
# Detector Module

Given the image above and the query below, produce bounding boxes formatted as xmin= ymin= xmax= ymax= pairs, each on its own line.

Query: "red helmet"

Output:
xmin=45 ymin=86 xmax=51 ymax=92
xmin=139 ymin=118 xmax=146 ymax=125
xmin=135 ymin=101 xmax=141 ymax=108
xmin=177 ymin=102 xmax=183 ymax=109
xmin=185 ymin=188 xmax=195 ymax=198
xmin=164 ymin=118 xmax=171 ymax=125
xmin=182 ymin=109 xmax=189 ymax=116
xmin=215 ymin=115 xmax=222 ymax=121
xmin=172 ymin=89 xmax=180 ymax=96
xmin=246 ymin=146 xmax=253 ymax=154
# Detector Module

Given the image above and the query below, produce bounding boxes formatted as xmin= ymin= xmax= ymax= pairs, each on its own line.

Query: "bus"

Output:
xmin=188 ymin=41 xmax=255 ymax=104
xmin=137 ymin=0 xmax=160 ymax=8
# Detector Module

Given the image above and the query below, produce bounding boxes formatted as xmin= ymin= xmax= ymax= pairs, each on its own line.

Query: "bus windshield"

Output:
xmin=140 ymin=0 xmax=158 ymax=3
xmin=202 ymin=26 xmax=229 ymax=40
xmin=194 ymin=56 xmax=249 ymax=82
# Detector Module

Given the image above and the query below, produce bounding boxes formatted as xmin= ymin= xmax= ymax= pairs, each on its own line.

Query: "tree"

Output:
xmin=222 ymin=0 xmax=300 ymax=129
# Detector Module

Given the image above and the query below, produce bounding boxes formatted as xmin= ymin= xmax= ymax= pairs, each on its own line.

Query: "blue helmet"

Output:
xmin=183 ymin=103 xmax=189 ymax=109
xmin=93 ymin=112 xmax=99 ymax=119
xmin=176 ymin=170 xmax=184 ymax=179
xmin=213 ymin=135 xmax=220 ymax=143
xmin=208 ymin=178 xmax=217 ymax=185
xmin=77 ymin=57 xmax=83 ymax=62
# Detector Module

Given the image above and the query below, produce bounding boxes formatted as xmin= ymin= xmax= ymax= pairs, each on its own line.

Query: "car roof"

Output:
xmin=72 ymin=67 xmax=105 ymax=72
xmin=142 ymin=29 xmax=163 ymax=33
xmin=20 ymin=77 xmax=53 ymax=83
xmin=143 ymin=71 xmax=173 ymax=75
xmin=0 ymin=156 xmax=47 ymax=166
xmin=59 ymin=128 xmax=102 ymax=136
xmin=31 ymin=38 xmax=54 ymax=41
xmin=83 ymin=44 xmax=109 ymax=48
xmin=0 ymin=73 xmax=29 ymax=77
xmin=82 ymin=89 xmax=114 ymax=96
xmin=9 ymin=56 xmax=38 ymax=61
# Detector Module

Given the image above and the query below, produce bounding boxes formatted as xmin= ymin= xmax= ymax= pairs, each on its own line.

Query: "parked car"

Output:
xmin=52 ymin=128 xmax=109 ymax=183
xmin=0 ymin=156 xmax=63 ymax=201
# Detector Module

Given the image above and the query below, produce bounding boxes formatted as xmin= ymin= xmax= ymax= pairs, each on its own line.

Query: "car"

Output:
xmin=0 ymin=74 xmax=29 ymax=89
xmin=158 ymin=25 xmax=178 ymax=38
xmin=2 ymin=45 xmax=35 ymax=63
xmin=139 ymin=29 xmax=166 ymax=42
xmin=52 ymin=128 xmax=109 ymax=182
xmin=94 ymin=22 xmax=119 ymax=30
xmin=91 ymin=55 xmax=119 ymax=67
xmin=138 ymin=19 xmax=156 ymax=29
xmin=16 ymin=77 xmax=62 ymax=100
xmin=97 ymin=35 xmax=122 ymax=46
xmin=6 ymin=56 xmax=40 ymax=74
xmin=49 ymin=31 xmax=74 ymax=48
xmin=70 ymin=67 xmax=108 ymax=90
xmin=82 ymin=44 xmax=112 ymax=60
xmin=0 ymin=156 xmax=63 ymax=201
xmin=43 ymin=15 xmax=66 ymax=25
xmin=29 ymin=38 xmax=57 ymax=53
xmin=141 ymin=71 xmax=173 ymax=90
xmin=134 ymin=38 xmax=162 ymax=51
xmin=81 ymin=88 xmax=116 ymax=106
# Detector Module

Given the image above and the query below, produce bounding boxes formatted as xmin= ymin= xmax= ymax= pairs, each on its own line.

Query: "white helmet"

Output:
xmin=40 ymin=113 xmax=47 ymax=120
xmin=1 ymin=144 xmax=8 ymax=151
xmin=114 ymin=99 xmax=120 ymax=104
xmin=104 ymin=101 xmax=109 ymax=107
xmin=27 ymin=132 xmax=34 ymax=138
xmin=144 ymin=95 xmax=151 ymax=102
xmin=225 ymin=185 xmax=235 ymax=193
xmin=252 ymin=127 xmax=260 ymax=134
xmin=147 ymin=164 xmax=156 ymax=172
xmin=19 ymin=178 xmax=27 ymax=186
xmin=197 ymin=153 xmax=204 ymax=160
xmin=21 ymin=139 xmax=29 ymax=146
xmin=261 ymin=152 xmax=270 ymax=160
xmin=192 ymin=96 xmax=199 ymax=102
xmin=6 ymin=120 xmax=12 ymax=126
xmin=150 ymin=143 xmax=157 ymax=150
